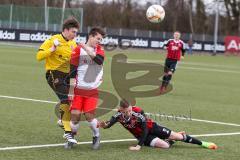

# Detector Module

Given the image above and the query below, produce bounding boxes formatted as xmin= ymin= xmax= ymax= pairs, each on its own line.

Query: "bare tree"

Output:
xmin=194 ymin=0 xmax=207 ymax=34
xmin=187 ymin=0 xmax=194 ymax=33
xmin=224 ymin=0 xmax=240 ymax=35
xmin=0 ymin=0 xmax=238 ymax=36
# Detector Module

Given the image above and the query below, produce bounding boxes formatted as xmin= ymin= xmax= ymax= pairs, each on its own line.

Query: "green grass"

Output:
xmin=0 ymin=44 xmax=240 ymax=160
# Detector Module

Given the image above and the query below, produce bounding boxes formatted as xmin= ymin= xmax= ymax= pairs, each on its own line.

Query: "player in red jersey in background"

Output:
xmin=160 ymin=31 xmax=185 ymax=94
xmin=99 ymin=99 xmax=217 ymax=151
xmin=68 ymin=27 xmax=106 ymax=149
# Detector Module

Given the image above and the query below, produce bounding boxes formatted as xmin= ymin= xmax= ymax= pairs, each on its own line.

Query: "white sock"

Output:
xmin=70 ymin=121 xmax=80 ymax=133
xmin=89 ymin=118 xmax=100 ymax=137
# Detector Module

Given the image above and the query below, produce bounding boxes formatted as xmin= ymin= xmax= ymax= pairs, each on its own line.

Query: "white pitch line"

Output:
xmin=126 ymin=58 xmax=240 ymax=71
xmin=0 ymin=132 xmax=240 ymax=151
xmin=179 ymin=66 xmax=240 ymax=74
xmin=191 ymin=132 xmax=240 ymax=137
xmin=146 ymin=113 xmax=240 ymax=127
xmin=1 ymin=95 xmax=240 ymax=127
xmin=0 ymin=95 xmax=116 ymax=112
xmin=0 ymin=139 xmax=135 ymax=151
xmin=0 ymin=42 xmax=39 ymax=48
xmin=0 ymin=95 xmax=57 ymax=104
xmin=126 ymin=59 xmax=240 ymax=74
xmin=190 ymin=118 xmax=240 ymax=127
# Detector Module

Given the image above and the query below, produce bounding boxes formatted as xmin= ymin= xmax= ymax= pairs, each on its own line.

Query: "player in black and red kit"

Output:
xmin=160 ymin=31 xmax=185 ymax=94
xmin=99 ymin=99 xmax=217 ymax=151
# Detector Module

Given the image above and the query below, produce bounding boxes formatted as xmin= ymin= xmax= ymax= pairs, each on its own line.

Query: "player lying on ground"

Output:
xmin=98 ymin=99 xmax=218 ymax=151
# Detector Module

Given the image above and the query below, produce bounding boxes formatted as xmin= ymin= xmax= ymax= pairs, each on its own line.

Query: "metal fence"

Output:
xmin=0 ymin=4 xmax=83 ymax=31
xmin=104 ymin=27 xmax=225 ymax=42
xmin=0 ymin=4 xmax=225 ymax=43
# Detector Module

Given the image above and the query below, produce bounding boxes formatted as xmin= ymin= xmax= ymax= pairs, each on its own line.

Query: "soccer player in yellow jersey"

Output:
xmin=36 ymin=17 xmax=80 ymax=145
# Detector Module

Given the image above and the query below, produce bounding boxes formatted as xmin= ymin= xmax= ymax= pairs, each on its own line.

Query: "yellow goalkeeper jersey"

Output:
xmin=36 ymin=34 xmax=77 ymax=73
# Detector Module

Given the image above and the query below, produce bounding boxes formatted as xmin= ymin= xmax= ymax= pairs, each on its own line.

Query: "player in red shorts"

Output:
xmin=68 ymin=27 xmax=106 ymax=149
xmin=99 ymin=99 xmax=218 ymax=151
xmin=160 ymin=31 xmax=186 ymax=94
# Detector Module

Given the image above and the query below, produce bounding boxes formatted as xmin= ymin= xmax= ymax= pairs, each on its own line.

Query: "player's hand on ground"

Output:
xmin=97 ymin=121 xmax=107 ymax=128
xmin=129 ymin=145 xmax=141 ymax=151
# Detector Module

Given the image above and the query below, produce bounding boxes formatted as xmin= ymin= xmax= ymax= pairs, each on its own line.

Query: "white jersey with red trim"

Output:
xmin=71 ymin=45 xmax=104 ymax=90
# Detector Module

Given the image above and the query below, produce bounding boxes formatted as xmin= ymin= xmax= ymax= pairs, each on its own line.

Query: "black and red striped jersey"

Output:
xmin=165 ymin=39 xmax=185 ymax=61
xmin=105 ymin=106 xmax=153 ymax=146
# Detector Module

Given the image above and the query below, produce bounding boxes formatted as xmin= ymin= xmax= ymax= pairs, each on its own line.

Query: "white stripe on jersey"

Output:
xmin=167 ymin=39 xmax=186 ymax=49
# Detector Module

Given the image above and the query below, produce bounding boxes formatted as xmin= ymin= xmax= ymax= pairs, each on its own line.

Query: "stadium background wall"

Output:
xmin=0 ymin=28 xmax=225 ymax=53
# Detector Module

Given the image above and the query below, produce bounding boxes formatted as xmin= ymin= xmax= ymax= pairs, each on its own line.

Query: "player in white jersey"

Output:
xmin=68 ymin=27 xmax=106 ymax=149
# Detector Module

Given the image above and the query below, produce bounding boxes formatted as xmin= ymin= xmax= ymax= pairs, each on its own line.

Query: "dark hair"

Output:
xmin=89 ymin=27 xmax=106 ymax=37
xmin=120 ymin=99 xmax=130 ymax=108
xmin=62 ymin=16 xmax=80 ymax=31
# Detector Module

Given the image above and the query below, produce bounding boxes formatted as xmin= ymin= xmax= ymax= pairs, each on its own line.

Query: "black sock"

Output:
xmin=167 ymin=75 xmax=172 ymax=81
xmin=65 ymin=131 xmax=72 ymax=134
xmin=162 ymin=75 xmax=169 ymax=87
xmin=165 ymin=139 xmax=175 ymax=147
xmin=182 ymin=134 xmax=202 ymax=145
xmin=162 ymin=75 xmax=167 ymax=82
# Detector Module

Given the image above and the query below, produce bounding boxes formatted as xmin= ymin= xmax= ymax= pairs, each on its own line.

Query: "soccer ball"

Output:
xmin=146 ymin=5 xmax=165 ymax=23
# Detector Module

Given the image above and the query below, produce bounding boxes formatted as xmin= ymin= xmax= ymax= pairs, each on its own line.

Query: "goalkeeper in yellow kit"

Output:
xmin=36 ymin=17 xmax=80 ymax=145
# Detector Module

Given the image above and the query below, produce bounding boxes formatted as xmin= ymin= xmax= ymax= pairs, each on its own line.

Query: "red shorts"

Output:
xmin=70 ymin=88 xmax=98 ymax=113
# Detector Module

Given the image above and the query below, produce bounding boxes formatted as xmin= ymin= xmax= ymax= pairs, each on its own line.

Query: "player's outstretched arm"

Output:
xmin=98 ymin=121 xmax=108 ymax=128
xmin=98 ymin=114 xmax=119 ymax=129
xmin=129 ymin=116 xmax=148 ymax=151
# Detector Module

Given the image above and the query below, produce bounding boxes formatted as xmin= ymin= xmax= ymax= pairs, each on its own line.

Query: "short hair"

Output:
xmin=62 ymin=16 xmax=80 ymax=31
xmin=120 ymin=99 xmax=130 ymax=108
xmin=88 ymin=27 xmax=106 ymax=37
xmin=174 ymin=31 xmax=181 ymax=35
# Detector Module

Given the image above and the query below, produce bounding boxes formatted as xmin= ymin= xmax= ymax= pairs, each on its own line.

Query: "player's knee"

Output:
xmin=59 ymin=96 xmax=69 ymax=105
xmin=167 ymin=71 xmax=173 ymax=75
xmin=84 ymin=111 xmax=96 ymax=122
xmin=61 ymin=100 xmax=69 ymax=105
xmin=150 ymin=138 xmax=170 ymax=149
xmin=71 ymin=110 xmax=81 ymax=118
xmin=169 ymin=132 xmax=183 ymax=141
xmin=160 ymin=143 xmax=170 ymax=149
xmin=70 ymin=120 xmax=80 ymax=133
xmin=85 ymin=116 xmax=94 ymax=122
